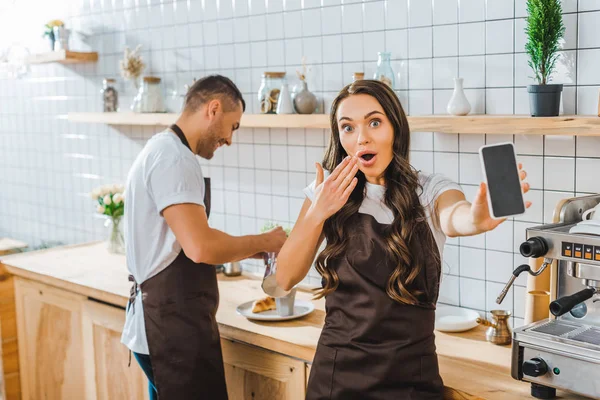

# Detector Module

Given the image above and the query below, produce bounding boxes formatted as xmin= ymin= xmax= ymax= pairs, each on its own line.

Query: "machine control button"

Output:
xmin=574 ymin=243 xmax=583 ymax=259
xmin=584 ymin=245 xmax=594 ymax=260
xmin=594 ymin=246 xmax=600 ymax=261
xmin=562 ymin=242 xmax=573 ymax=257
xmin=523 ymin=357 xmax=548 ymax=377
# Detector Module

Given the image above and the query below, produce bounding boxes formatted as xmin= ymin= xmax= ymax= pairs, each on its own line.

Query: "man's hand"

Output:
xmin=260 ymin=226 xmax=287 ymax=254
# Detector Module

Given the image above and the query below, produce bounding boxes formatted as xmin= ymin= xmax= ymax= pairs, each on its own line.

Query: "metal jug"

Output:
xmin=223 ymin=260 xmax=242 ymax=277
xmin=476 ymin=310 xmax=512 ymax=345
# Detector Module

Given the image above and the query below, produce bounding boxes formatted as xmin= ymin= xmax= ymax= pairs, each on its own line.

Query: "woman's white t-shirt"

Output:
xmin=303 ymin=172 xmax=464 ymax=263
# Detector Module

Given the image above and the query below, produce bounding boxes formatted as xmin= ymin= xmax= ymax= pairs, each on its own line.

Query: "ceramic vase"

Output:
xmin=447 ymin=77 xmax=471 ymax=116
xmin=53 ymin=26 xmax=69 ymax=51
xmin=276 ymin=82 xmax=294 ymax=114
xmin=293 ymin=81 xmax=317 ymax=114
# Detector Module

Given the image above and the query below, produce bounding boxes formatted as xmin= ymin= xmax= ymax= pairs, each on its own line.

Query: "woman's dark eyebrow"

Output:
xmin=338 ymin=110 xmax=384 ymax=122
xmin=364 ymin=111 xmax=384 ymax=118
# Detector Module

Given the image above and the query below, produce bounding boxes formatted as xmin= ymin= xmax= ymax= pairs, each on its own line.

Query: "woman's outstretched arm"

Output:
xmin=437 ymin=164 xmax=531 ymax=237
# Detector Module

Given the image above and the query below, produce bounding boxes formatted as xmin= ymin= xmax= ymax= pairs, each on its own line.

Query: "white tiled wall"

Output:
xmin=2 ymin=0 xmax=600 ymax=328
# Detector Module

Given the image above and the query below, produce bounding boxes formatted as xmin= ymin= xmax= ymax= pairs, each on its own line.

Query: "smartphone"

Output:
xmin=478 ymin=142 xmax=525 ymax=219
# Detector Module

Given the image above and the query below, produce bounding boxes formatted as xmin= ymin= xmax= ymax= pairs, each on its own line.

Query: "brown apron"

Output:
xmin=306 ymin=212 xmax=444 ymax=400
xmin=129 ymin=124 xmax=228 ymax=400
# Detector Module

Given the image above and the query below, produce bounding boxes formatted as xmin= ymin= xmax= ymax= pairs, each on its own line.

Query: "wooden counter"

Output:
xmin=0 ymin=238 xmax=27 ymax=256
xmin=0 ymin=242 xmax=589 ymax=400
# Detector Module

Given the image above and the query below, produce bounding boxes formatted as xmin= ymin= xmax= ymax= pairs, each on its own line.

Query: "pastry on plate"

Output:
xmin=252 ymin=296 xmax=276 ymax=313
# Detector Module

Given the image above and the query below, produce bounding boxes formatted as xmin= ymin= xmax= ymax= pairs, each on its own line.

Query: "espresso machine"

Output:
xmin=497 ymin=195 xmax=600 ymax=399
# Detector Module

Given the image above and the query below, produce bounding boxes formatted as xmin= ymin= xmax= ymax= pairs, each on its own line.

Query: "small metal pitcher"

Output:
xmin=476 ymin=310 xmax=512 ymax=345
xmin=223 ymin=260 xmax=242 ymax=277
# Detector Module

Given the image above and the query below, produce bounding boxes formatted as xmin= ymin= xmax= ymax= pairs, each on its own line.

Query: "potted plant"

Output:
xmin=525 ymin=0 xmax=565 ymax=116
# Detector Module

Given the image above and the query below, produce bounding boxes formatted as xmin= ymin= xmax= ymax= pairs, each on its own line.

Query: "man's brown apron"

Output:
xmin=306 ymin=212 xmax=444 ymax=400
xmin=129 ymin=124 xmax=228 ymax=399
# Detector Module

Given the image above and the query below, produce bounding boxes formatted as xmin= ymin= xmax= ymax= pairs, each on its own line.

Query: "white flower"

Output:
xmin=112 ymin=184 xmax=121 ymax=193
xmin=103 ymin=195 xmax=112 ymax=205
xmin=97 ymin=205 xmax=105 ymax=214
xmin=113 ymin=193 xmax=123 ymax=204
xmin=90 ymin=189 xmax=100 ymax=199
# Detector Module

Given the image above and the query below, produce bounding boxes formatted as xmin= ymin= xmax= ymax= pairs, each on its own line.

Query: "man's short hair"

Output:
xmin=183 ymin=75 xmax=246 ymax=113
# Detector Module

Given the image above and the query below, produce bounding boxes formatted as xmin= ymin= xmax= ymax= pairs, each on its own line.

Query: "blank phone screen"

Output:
xmin=481 ymin=144 xmax=525 ymax=218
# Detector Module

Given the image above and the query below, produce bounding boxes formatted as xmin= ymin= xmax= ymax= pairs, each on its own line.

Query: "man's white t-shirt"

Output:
xmin=303 ymin=172 xmax=464 ymax=265
xmin=121 ymin=129 xmax=206 ymax=355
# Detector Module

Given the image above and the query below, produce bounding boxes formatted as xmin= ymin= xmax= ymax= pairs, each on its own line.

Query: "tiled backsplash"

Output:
xmin=2 ymin=0 xmax=600 ymax=327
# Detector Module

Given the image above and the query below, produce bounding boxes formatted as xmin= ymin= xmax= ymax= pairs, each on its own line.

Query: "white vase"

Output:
xmin=447 ymin=77 xmax=471 ymax=116
xmin=276 ymin=83 xmax=294 ymax=114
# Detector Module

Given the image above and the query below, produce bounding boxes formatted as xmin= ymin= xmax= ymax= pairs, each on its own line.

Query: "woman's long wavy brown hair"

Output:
xmin=314 ymin=80 xmax=439 ymax=306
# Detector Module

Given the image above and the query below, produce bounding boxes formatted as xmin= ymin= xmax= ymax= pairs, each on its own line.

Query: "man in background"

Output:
xmin=121 ymin=75 xmax=286 ymax=399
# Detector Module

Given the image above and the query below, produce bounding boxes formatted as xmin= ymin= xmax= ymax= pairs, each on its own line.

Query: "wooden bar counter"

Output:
xmin=0 ymin=242 xmax=588 ymax=400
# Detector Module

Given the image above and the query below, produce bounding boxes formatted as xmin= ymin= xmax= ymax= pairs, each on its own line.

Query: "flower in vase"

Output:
xmin=91 ymin=183 xmax=126 ymax=254
xmin=90 ymin=183 xmax=125 ymax=219
xmin=43 ymin=19 xmax=64 ymax=39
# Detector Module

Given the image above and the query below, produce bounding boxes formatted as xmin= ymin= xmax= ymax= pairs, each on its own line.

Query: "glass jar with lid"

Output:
xmin=101 ymin=78 xmax=118 ymax=112
xmin=131 ymin=76 xmax=165 ymax=113
xmin=352 ymin=72 xmax=365 ymax=82
xmin=257 ymin=72 xmax=286 ymax=114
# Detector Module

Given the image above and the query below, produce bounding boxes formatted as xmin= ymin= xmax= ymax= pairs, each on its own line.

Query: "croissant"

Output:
xmin=252 ymin=296 xmax=276 ymax=313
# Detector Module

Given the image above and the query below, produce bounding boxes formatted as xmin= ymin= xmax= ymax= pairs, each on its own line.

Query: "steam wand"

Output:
xmin=496 ymin=258 xmax=553 ymax=304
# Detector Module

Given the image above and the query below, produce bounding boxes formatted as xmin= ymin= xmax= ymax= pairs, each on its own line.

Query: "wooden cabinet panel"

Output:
xmin=82 ymin=299 xmax=149 ymax=400
xmin=0 ymin=264 xmax=20 ymax=400
xmin=221 ymin=339 xmax=305 ymax=400
xmin=14 ymin=278 xmax=86 ymax=400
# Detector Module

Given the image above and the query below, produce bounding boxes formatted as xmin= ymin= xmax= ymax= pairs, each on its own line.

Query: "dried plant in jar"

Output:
xmin=119 ymin=44 xmax=146 ymax=86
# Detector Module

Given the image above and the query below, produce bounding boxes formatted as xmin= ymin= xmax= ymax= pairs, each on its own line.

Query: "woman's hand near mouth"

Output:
xmin=307 ymin=156 xmax=359 ymax=224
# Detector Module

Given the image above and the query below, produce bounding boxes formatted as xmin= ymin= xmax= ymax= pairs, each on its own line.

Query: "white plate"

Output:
xmin=236 ymin=299 xmax=315 ymax=322
xmin=435 ymin=305 xmax=480 ymax=332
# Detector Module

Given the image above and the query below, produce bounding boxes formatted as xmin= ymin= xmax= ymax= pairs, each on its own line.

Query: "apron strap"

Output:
xmin=170 ymin=124 xmax=191 ymax=151
xmin=127 ymin=274 xmax=138 ymax=369
xmin=128 ymin=274 xmax=138 ymax=315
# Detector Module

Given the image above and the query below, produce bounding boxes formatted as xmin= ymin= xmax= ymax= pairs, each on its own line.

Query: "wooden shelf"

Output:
xmin=68 ymin=112 xmax=176 ymax=126
xmin=67 ymin=112 xmax=600 ymax=135
xmin=25 ymin=50 xmax=98 ymax=65
xmin=408 ymin=114 xmax=600 ymax=136
xmin=68 ymin=112 xmax=331 ymax=129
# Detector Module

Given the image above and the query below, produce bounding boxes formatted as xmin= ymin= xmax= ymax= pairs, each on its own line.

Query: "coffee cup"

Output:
xmin=276 ymin=287 xmax=297 ymax=317
xmin=582 ymin=203 xmax=600 ymax=222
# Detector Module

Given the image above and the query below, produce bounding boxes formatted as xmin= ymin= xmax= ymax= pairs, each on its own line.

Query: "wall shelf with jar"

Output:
xmin=66 ymin=113 xmax=600 ymax=136
xmin=25 ymin=50 xmax=98 ymax=65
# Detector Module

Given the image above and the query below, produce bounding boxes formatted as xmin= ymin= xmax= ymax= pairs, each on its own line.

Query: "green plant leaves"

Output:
xmin=525 ymin=0 xmax=565 ymax=84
